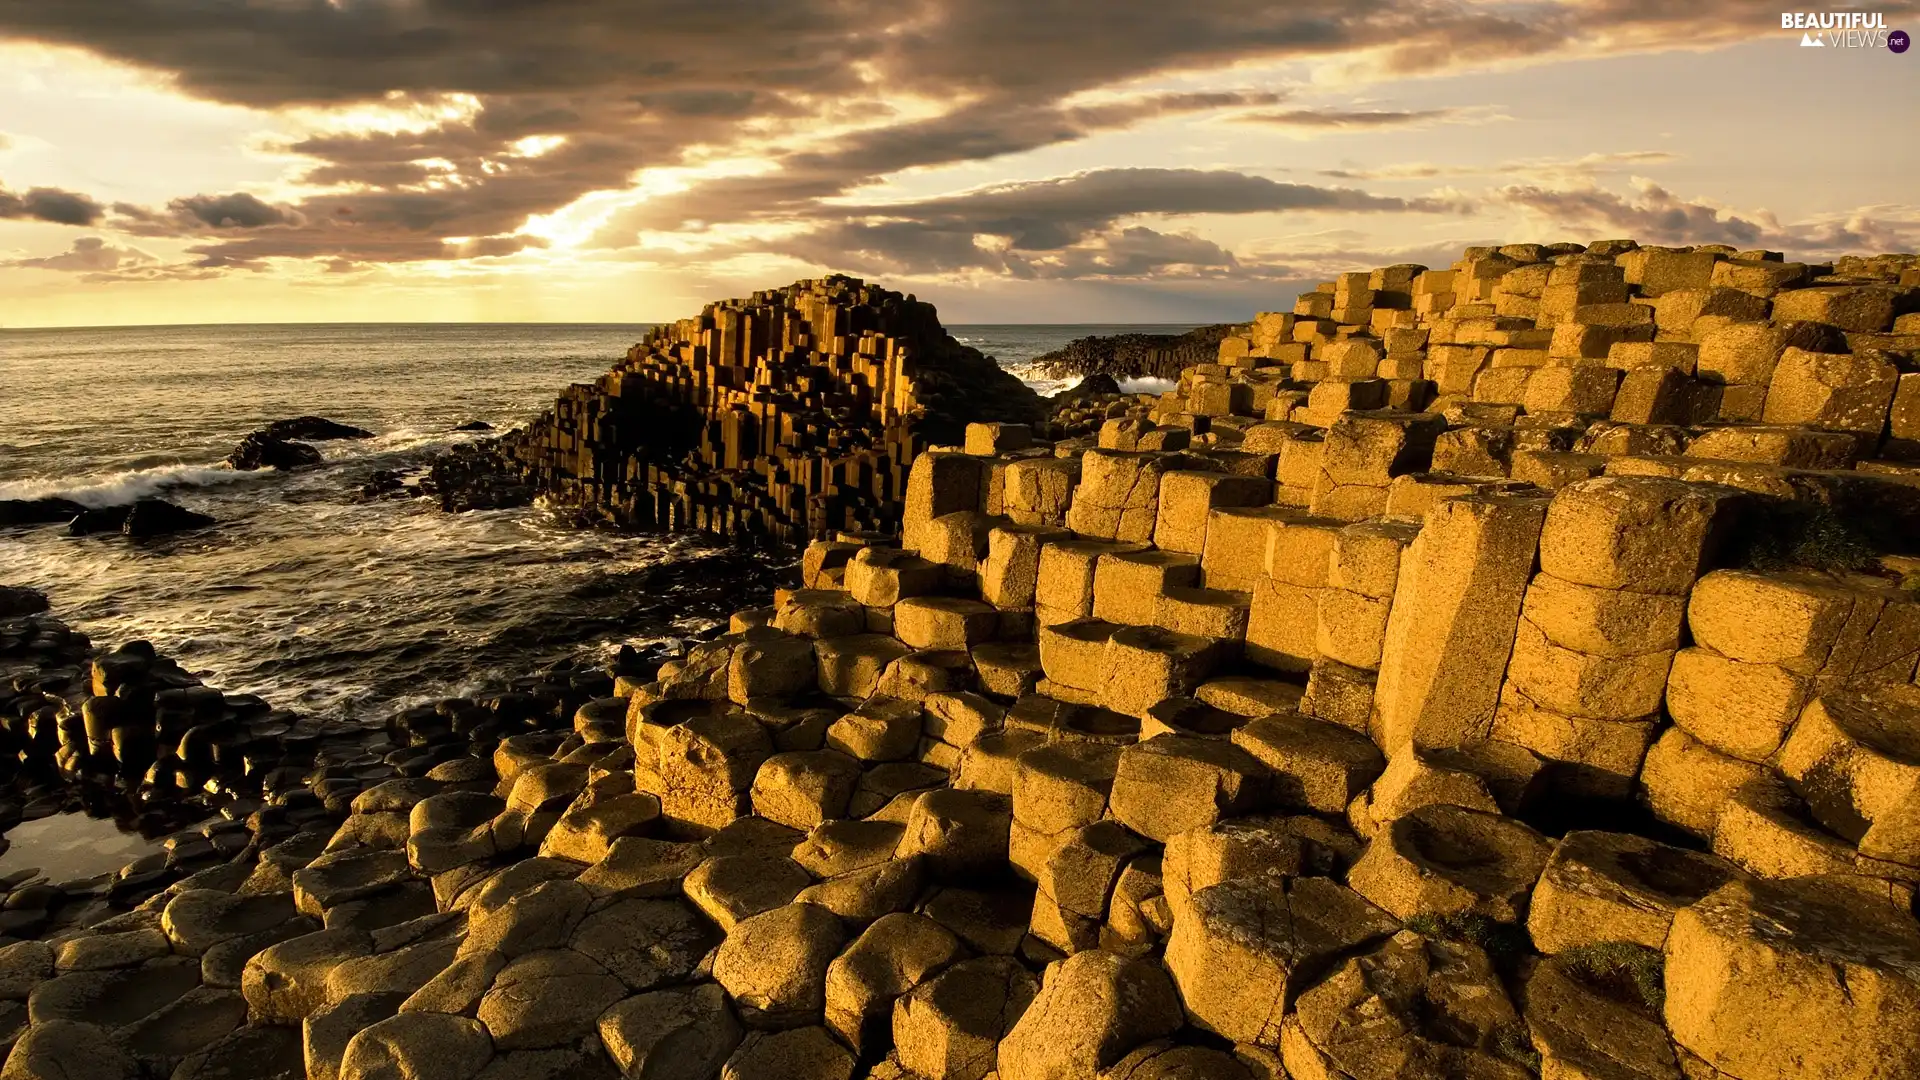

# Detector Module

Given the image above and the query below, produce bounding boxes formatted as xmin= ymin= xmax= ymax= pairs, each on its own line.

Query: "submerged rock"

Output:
xmin=66 ymin=504 xmax=133 ymax=535
xmin=121 ymin=499 xmax=216 ymax=538
xmin=0 ymin=498 xmax=86 ymax=530
xmin=226 ymin=433 xmax=323 ymax=471
xmin=453 ymin=421 xmax=494 ymax=433
xmin=66 ymin=500 xmax=214 ymax=538
xmin=261 ymin=417 xmax=373 ymax=442
xmin=0 ymin=587 xmax=49 ymax=618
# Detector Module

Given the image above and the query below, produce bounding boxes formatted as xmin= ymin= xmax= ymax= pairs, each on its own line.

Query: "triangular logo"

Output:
xmin=1801 ymin=31 xmax=1825 ymax=45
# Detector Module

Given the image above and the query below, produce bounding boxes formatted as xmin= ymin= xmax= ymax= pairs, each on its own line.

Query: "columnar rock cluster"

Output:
xmin=1028 ymin=326 xmax=1239 ymax=384
xmin=508 ymin=278 xmax=1045 ymax=542
xmin=0 ymin=612 xmax=359 ymax=801
xmin=5 ymin=243 xmax=1920 ymax=1080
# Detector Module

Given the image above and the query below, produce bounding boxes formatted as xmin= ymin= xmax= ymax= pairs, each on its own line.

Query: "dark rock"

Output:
xmin=1055 ymin=373 xmax=1123 ymax=400
xmin=121 ymin=500 xmax=216 ymax=538
xmin=1030 ymin=324 xmax=1238 ymax=382
xmin=360 ymin=470 xmax=411 ymax=500
xmin=0 ymin=498 xmax=86 ymax=530
xmin=454 ymin=421 xmax=494 ymax=432
xmin=68 ymin=505 xmax=134 ymax=536
xmin=421 ymin=441 xmax=533 ymax=513
xmin=0 ymin=587 xmax=49 ymax=618
xmin=261 ymin=417 xmax=372 ymax=442
xmin=226 ymin=434 xmax=323 ymax=471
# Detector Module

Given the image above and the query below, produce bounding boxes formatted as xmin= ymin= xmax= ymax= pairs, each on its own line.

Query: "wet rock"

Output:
xmin=121 ymin=498 xmax=216 ymax=537
xmin=67 ymin=504 xmax=134 ymax=535
xmin=263 ymin=417 xmax=374 ymax=441
xmin=0 ymin=587 xmax=49 ymax=616
xmin=228 ymin=433 xmax=325 ymax=471
xmin=0 ymin=499 xmax=85 ymax=531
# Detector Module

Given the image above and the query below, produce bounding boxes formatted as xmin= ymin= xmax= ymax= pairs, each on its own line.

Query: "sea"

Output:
xmin=0 ymin=322 xmax=1188 ymax=728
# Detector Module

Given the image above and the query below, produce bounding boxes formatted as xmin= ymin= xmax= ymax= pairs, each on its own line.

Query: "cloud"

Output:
xmin=170 ymin=192 xmax=299 ymax=229
xmin=1496 ymin=178 xmax=1772 ymax=247
xmin=721 ymin=167 xmax=1465 ymax=280
xmin=1491 ymin=178 xmax=1920 ymax=259
xmin=1321 ymin=150 xmax=1679 ymax=182
xmin=0 ymin=182 xmax=105 ymax=225
xmin=1235 ymin=107 xmax=1463 ymax=130
xmin=5 ymin=235 xmax=153 ymax=271
xmin=0 ymin=0 xmax=1895 ymax=286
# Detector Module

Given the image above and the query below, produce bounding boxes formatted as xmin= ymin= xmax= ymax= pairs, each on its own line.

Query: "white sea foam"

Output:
xmin=0 ymin=462 xmax=249 ymax=507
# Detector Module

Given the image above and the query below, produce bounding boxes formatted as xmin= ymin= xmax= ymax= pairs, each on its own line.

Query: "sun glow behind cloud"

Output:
xmin=0 ymin=0 xmax=1915 ymax=326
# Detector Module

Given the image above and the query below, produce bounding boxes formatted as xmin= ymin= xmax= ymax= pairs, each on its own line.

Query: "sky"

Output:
xmin=0 ymin=1 xmax=1915 ymax=327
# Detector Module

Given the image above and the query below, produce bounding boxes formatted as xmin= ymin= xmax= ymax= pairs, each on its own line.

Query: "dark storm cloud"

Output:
xmin=722 ymin=169 xmax=1461 ymax=280
xmin=0 ymin=0 xmax=1839 ymax=277
xmin=0 ymin=183 xmax=105 ymax=226
xmin=172 ymin=192 xmax=299 ymax=228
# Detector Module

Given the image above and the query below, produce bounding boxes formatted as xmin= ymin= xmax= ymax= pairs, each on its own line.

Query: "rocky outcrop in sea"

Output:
xmin=507 ymin=277 xmax=1046 ymax=542
xmin=1027 ymin=324 xmax=1241 ymax=383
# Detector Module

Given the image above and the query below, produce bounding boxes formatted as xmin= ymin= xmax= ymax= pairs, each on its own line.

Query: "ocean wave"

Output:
xmin=0 ymin=462 xmax=251 ymax=507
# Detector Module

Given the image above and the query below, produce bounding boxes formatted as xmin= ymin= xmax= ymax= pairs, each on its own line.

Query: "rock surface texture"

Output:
xmin=4 ymin=240 xmax=1920 ymax=1079
xmin=509 ymin=277 xmax=1046 ymax=541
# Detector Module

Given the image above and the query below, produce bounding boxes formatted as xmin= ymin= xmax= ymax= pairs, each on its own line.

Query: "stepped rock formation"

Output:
xmin=7 ymin=240 xmax=1920 ymax=1080
xmin=509 ymin=277 xmax=1045 ymax=542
